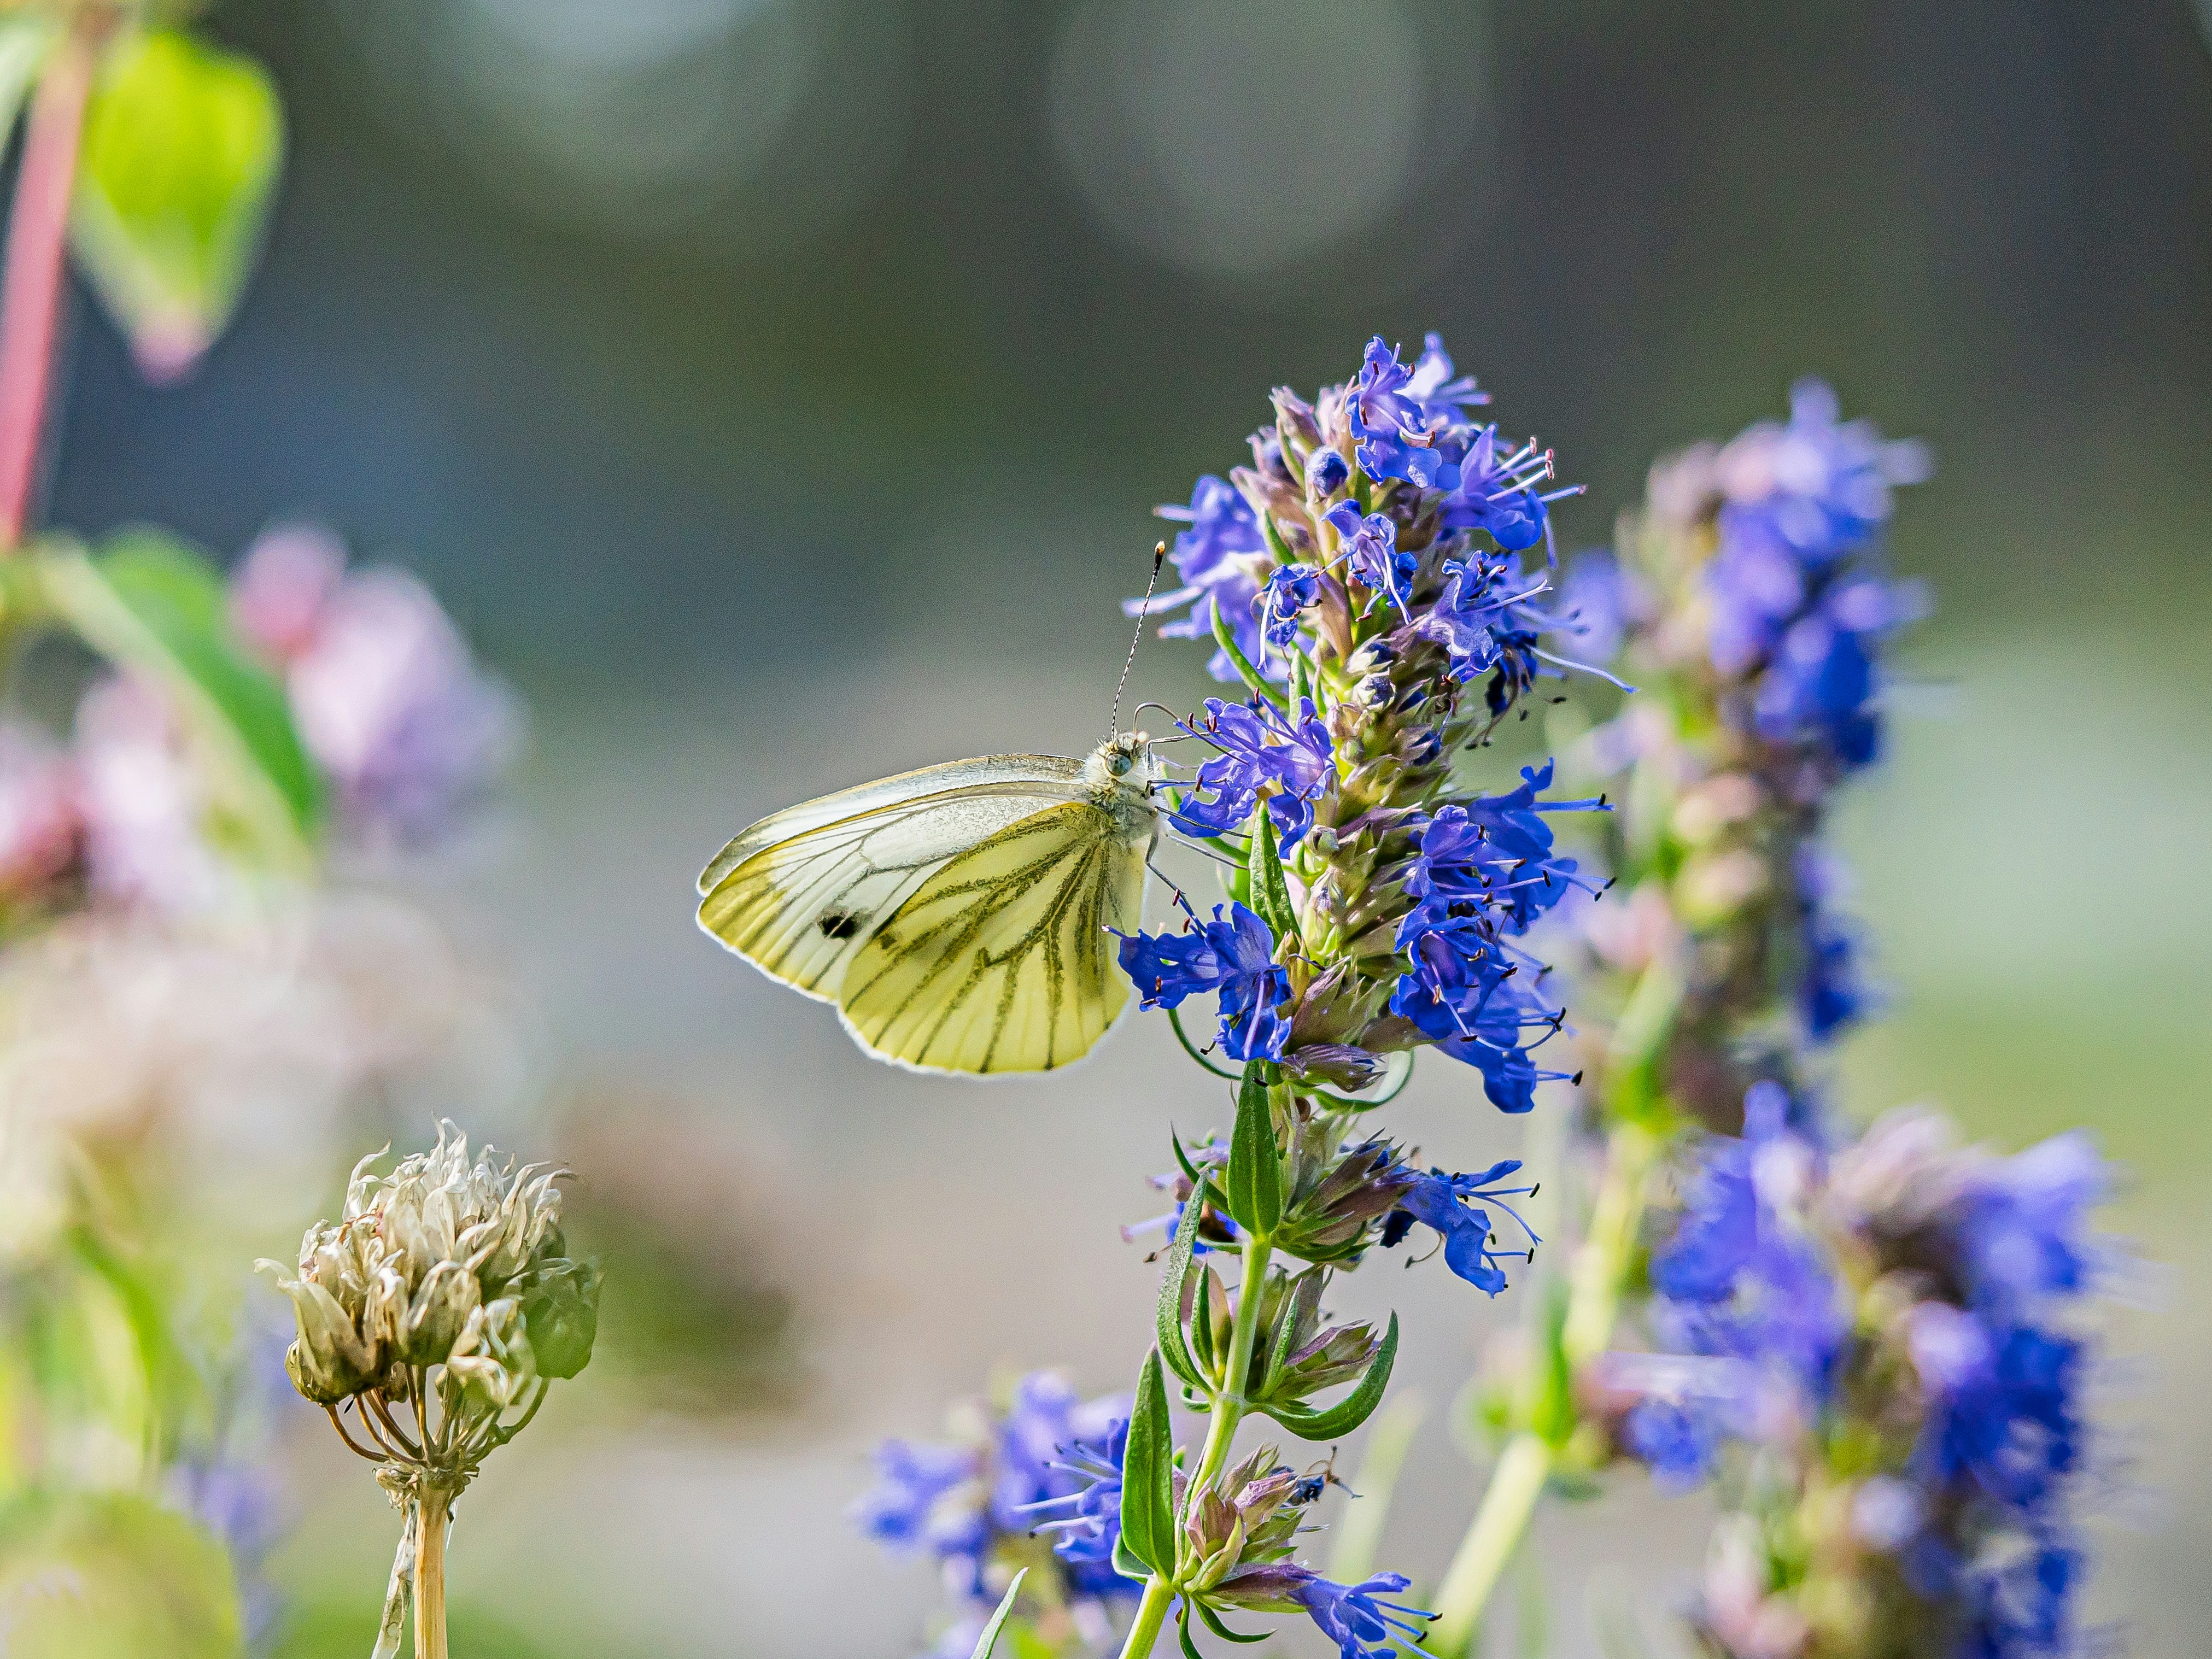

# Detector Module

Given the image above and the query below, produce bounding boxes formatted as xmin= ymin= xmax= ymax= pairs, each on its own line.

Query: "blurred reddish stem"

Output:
xmin=0 ymin=23 xmax=97 ymax=552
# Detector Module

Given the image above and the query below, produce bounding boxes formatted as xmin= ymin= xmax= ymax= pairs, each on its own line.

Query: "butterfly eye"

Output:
xmin=1108 ymin=752 xmax=1133 ymax=776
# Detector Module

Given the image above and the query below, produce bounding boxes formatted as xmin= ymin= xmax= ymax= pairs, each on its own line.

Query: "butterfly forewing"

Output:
xmin=836 ymin=801 xmax=1148 ymax=1074
xmin=695 ymin=757 xmax=1090 ymax=1003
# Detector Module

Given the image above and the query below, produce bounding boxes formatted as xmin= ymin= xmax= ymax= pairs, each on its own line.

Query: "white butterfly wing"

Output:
xmin=695 ymin=755 xmax=1089 ymax=1005
xmin=837 ymin=800 xmax=1148 ymax=1075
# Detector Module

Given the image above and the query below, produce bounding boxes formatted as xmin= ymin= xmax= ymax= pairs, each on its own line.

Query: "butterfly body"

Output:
xmin=697 ymin=733 xmax=1158 ymax=1075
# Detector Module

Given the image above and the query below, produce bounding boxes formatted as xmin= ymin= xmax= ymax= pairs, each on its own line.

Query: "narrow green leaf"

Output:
xmin=967 ymin=1568 xmax=1027 ymax=1659
xmin=1119 ymin=1348 xmax=1179 ymax=1577
xmin=1244 ymin=805 xmax=1300 ymax=948
xmin=1225 ymin=1063 xmax=1282 ymax=1240
xmin=1195 ymin=1601 xmax=1273 ymax=1644
xmin=1189 ymin=1265 xmax=1220 ymax=1376
xmin=1155 ymin=1183 xmax=1208 ymax=1390
xmin=1208 ymin=602 xmax=1288 ymax=711
xmin=1177 ymin=1603 xmax=1209 ymax=1659
xmin=1256 ymin=1313 xmax=1398 ymax=1441
xmin=1260 ymin=1268 xmax=1321 ymax=1398
xmin=37 ymin=534 xmax=321 ymax=857
xmin=72 ymin=30 xmax=283 ymax=379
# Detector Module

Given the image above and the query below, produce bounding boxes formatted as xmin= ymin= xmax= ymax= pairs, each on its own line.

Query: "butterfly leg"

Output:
xmin=1145 ymin=848 xmax=1199 ymax=922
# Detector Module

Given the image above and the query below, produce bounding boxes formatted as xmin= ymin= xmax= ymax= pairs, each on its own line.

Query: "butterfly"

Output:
xmin=694 ymin=732 xmax=1162 ymax=1075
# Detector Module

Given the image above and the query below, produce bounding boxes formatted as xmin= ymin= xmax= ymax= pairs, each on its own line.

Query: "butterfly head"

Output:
xmin=1085 ymin=731 xmax=1160 ymax=828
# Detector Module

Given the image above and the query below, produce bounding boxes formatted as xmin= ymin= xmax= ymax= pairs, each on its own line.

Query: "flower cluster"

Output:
xmin=1123 ymin=333 xmax=1606 ymax=1112
xmin=1612 ymin=1102 xmax=2106 ymax=1659
xmin=853 ymin=1370 xmax=1136 ymax=1657
xmin=261 ymin=1124 xmax=601 ymax=1659
xmin=1550 ymin=382 xmax=1928 ymax=1125
xmin=260 ymin=1122 xmax=599 ymax=1420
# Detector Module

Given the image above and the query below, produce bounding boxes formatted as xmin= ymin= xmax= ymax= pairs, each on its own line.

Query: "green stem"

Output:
xmin=1192 ymin=1232 xmax=1273 ymax=1492
xmin=1116 ymin=1575 xmax=1177 ymax=1659
xmin=1429 ymin=956 xmax=1685 ymax=1654
xmin=1429 ymin=1433 xmax=1551 ymax=1658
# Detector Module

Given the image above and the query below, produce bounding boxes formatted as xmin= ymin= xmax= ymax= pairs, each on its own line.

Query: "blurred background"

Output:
xmin=33 ymin=1 xmax=2210 ymax=1654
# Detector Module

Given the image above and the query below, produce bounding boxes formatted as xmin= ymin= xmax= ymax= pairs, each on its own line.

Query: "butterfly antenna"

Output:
xmin=1110 ymin=542 xmax=1167 ymax=739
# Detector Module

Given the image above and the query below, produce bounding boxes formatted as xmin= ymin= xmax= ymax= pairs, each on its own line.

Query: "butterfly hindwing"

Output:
xmin=695 ymin=757 xmax=1089 ymax=1004
xmin=836 ymin=800 xmax=1148 ymax=1074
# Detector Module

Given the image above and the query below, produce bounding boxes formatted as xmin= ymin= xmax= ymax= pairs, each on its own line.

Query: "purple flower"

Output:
xmin=1403 ymin=761 xmax=1604 ymax=932
xmin=1145 ymin=476 xmax=1274 ymax=683
xmin=1435 ymin=424 xmax=1570 ymax=553
xmin=1956 ymin=1134 xmax=2106 ymax=1320
xmin=1908 ymin=1305 xmax=2083 ymax=1513
xmin=1168 ymin=697 xmax=1335 ymax=849
xmin=1553 ymin=549 xmax=1648 ymax=666
xmin=1257 ymin=563 xmax=1320 ymax=649
xmin=850 ymin=1438 xmax=983 ymax=1556
xmin=992 ymin=1371 xmax=1133 ymax=1599
xmin=1700 ymin=385 xmax=1930 ymax=769
xmin=1116 ymin=902 xmax=1291 ymax=1062
xmin=1378 ymin=1159 xmax=1540 ymax=1294
xmin=1218 ymin=1566 xmax=1437 ymax=1659
xmin=1323 ymin=502 xmax=1417 ymax=615
xmin=232 ymin=525 xmax=519 ymax=849
xmin=1641 ymin=1089 xmax=1851 ymax=1449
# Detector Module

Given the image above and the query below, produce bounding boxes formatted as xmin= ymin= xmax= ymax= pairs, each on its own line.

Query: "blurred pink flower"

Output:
xmin=74 ymin=676 xmax=226 ymax=911
xmin=233 ymin=524 xmax=519 ymax=848
xmin=0 ymin=722 xmax=82 ymax=904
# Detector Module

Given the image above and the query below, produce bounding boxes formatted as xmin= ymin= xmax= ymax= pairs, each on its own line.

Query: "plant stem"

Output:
xmin=0 ymin=20 xmax=96 ymax=550
xmin=1429 ymin=1432 xmax=1550 ymax=1658
xmin=1191 ymin=1232 xmax=1273 ymax=1493
xmin=1427 ymin=956 xmax=1683 ymax=1656
xmin=1117 ymin=1575 xmax=1177 ymax=1659
xmin=371 ymin=1499 xmax=417 ymax=1659
xmin=413 ymin=1483 xmax=452 ymax=1659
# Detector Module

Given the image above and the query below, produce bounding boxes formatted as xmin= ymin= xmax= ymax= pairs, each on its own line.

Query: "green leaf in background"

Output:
xmin=71 ymin=28 xmax=282 ymax=382
xmin=1154 ymin=1174 xmax=1208 ymax=1388
xmin=37 ymin=531 xmax=321 ymax=861
xmin=0 ymin=1492 xmax=242 ymax=1659
xmin=965 ymin=1568 xmax=1027 ymax=1659
xmin=1117 ymin=1347 xmax=1178 ymax=1578
xmin=1224 ymin=1063 xmax=1282 ymax=1240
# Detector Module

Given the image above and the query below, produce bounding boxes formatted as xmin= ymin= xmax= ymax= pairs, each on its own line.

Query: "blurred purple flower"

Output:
xmin=1144 ymin=476 xmax=1274 ymax=683
xmin=232 ymin=525 xmax=519 ymax=849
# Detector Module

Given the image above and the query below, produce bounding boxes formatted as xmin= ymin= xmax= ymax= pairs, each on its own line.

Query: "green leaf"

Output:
xmin=72 ymin=29 xmax=283 ymax=380
xmin=1177 ymin=1603 xmax=1209 ymax=1659
xmin=1119 ymin=1347 xmax=1179 ymax=1577
xmin=1155 ymin=1180 xmax=1209 ymax=1391
xmin=1208 ymin=602 xmax=1288 ymax=711
xmin=1194 ymin=1601 xmax=1273 ymax=1644
xmin=521 ymin=1257 xmax=602 ymax=1380
xmin=1256 ymin=1312 xmax=1398 ymax=1441
xmin=966 ymin=1568 xmax=1027 ymax=1659
xmin=1113 ymin=1531 xmax=1153 ymax=1585
xmin=0 ymin=1492 xmax=241 ymax=1659
xmin=37 ymin=532 xmax=321 ymax=858
xmin=1260 ymin=1268 xmax=1322 ymax=1397
xmin=1225 ymin=1063 xmax=1282 ymax=1240
xmin=1243 ymin=805 xmax=1300 ymax=949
